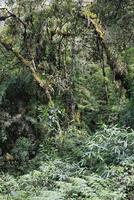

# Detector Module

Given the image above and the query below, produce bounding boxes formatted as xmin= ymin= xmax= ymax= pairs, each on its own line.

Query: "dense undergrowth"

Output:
xmin=0 ymin=36 xmax=134 ymax=200
xmin=0 ymin=126 xmax=134 ymax=200
xmin=0 ymin=0 xmax=134 ymax=199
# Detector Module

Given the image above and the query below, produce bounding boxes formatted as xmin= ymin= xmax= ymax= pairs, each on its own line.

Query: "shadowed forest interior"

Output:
xmin=0 ymin=0 xmax=134 ymax=199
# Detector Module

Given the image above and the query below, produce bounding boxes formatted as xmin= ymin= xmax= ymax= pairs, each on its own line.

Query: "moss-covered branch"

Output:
xmin=0 ymin=37 xmax=53 ymax=104
xmin=83 ymin=9 xmax=127 ymax=89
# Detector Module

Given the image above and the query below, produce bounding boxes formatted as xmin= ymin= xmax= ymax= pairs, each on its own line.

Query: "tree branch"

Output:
xmin=0 ymin=8 xmax=27 ymax=41
xmin=82 ymin=10 xmax=127 ymax=89
xmin=0 ymin=37 xmax=53 ymax=104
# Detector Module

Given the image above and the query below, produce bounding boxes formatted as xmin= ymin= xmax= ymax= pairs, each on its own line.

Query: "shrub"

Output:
xmin=81 ymin=126 xmax=134 ymax=171
xmin=11 ymin=137 xmax=32 ymax=163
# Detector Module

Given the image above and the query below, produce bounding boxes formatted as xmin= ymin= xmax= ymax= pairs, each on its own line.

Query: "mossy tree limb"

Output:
xmin=0 ymin=37 xmax=53 ymax=105
xmin=83 ymin=9 xmax=127 ymax=90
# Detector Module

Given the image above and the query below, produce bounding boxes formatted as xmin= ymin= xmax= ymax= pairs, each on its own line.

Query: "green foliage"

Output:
xmin=11 ymin=137 xmax=32 ymax=162
xmin=0 ymin=164 xmax=125 ymax=199
xmin=0 ymin=126 xmax=134 ymax=199
xmin=80 ymin=126 xmax=134 ymax=170
xmin=119 ymin=48 xmax=134 ymax=127
xmin=0 ymin=0 xmax=134 ymax=199
xmin=37 ymin=105 xmax=66 ymax=135
xmin=74 ymin=62 xmax=122 ymax=130
xmin=123 ymin=48 xmax=134 ymax=66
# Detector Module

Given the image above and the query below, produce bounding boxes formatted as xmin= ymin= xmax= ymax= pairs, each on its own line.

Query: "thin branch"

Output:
xmin=0 ymin=8 xmax=27 ymax=41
